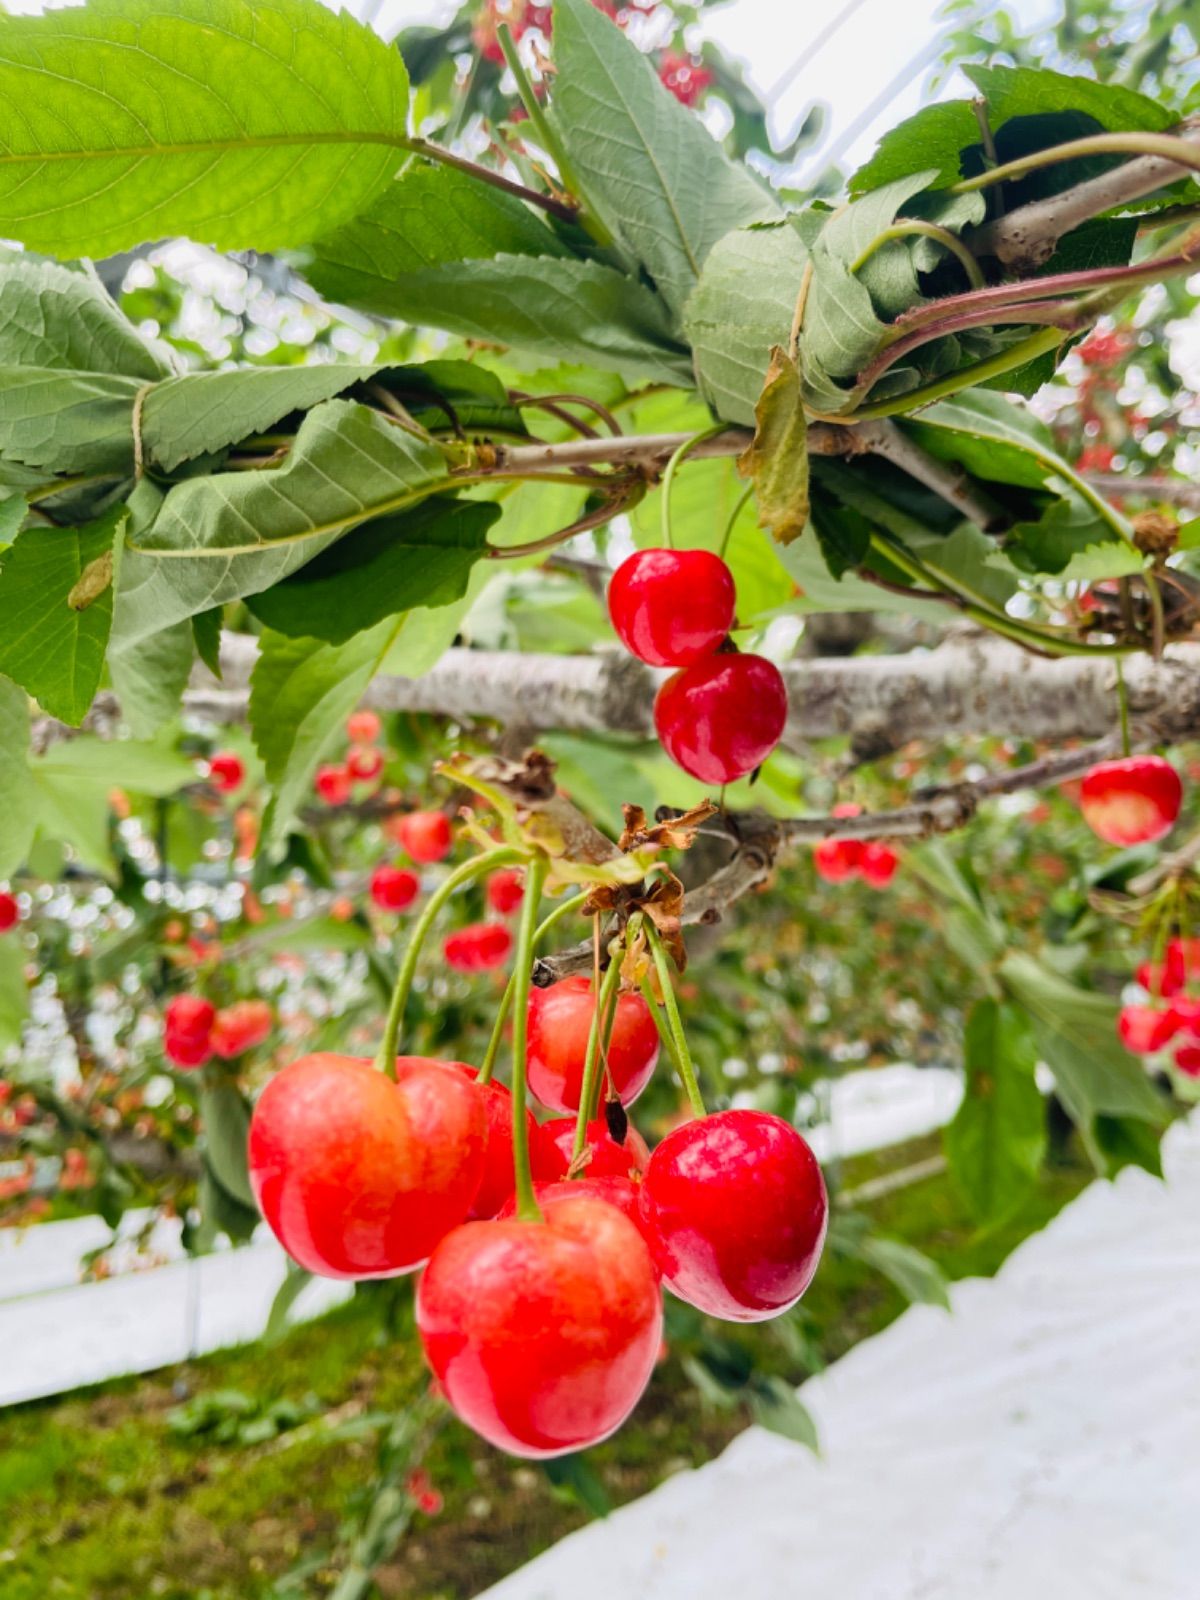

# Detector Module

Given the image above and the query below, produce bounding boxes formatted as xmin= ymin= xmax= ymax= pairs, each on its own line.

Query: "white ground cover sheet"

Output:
xmin=480 ymin=1113 xmax=1200 ymax=1600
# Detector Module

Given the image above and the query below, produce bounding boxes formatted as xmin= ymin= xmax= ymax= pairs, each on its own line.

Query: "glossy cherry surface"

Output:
xmin=444 ymin=922 xmax=513 ymax=973
xmin=396 ymin=1057 xmax=532 ymax=1221
xmin=654 ymin=653 xmax=788 ymax=785
xmin=210 ymin=999 xmax=273 ymax=1059
xmin=486 ymin=868 xmax=525 ymax=916
xmin=527 ymin=977 xmax=659 ymax=1114
xmin=608 ymin=547 xmax=736 ymax=668
xmin=640 ymin=1109 xmax=828 ymax=1322
xmin=208 ymin=751 xmax=245 ymax=794
xmin=370 ymin=865 xmax=420 ymax=912
xmin=416 ymin=1195 xmax=662 ymax=1457
xmin=163 ymin=994 xmax=215 ymax=1068
xmin=248 ymin=1053 xmax=486 ymax=1279
xmin=1079 ymin=755 xmax=1182 ymax=846
xmin=395 ymin=810 xmax=453 ymax=863
xmin=532 ymin=1114 xmax=650 ymax=1181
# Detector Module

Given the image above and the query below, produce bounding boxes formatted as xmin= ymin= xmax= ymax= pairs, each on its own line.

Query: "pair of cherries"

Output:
xmin=608 ymin=548 xmax=788 ymax=785
xmin=163 ymin=994 xmax=273 ymax=1068
xmin=1118 ymin=934 xmax=1200 ymax=1077
xmin=812 ymin=803 xmax=898 ymax=887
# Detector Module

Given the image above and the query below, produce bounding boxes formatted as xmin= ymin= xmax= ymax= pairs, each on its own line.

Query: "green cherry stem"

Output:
xmin=570 ymin=943 xmax=624 ymax=1165
xmin=718 ymin=484 xmax=755 ymax=562
xmin=374 ymin=846 xmax=524 ymax=1079
xmin=510 ymin=853 xmax=550 ymax=1222
xmin=643 ymin=920 xmax=705 ymax=1118
xmin=478 ymin=891 xmax=589 ymax=1085
xmin=660 ymin=422 xmax=730 ymax=550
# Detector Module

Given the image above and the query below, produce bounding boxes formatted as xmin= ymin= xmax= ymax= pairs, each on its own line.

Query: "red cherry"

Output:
xmin=416 ymin=1195 xmax=662 ymax=1457
xmin=654 ymin=653 xmax=787 ymax=784
xmin=607 ymin=548 xmax=736 ymax=668
xmin=248 ymin=1053 xmax=486 ymax=1279
xmin=859 ymin=842 xmax=899 ymax=888
xmin=657 ymin=50 xmax=715 ymax=107
xmin=346 ymin=709 xmax=381 ymax=745
xmin=486 ymin=868 xmax=525 ymax=917
xmin=1167 ymin=996 xmax=1200 ymax=1038
xmin=395 ymin=810 xmax=453 ymax=864
xmin=1117 ymin=1004 xmax=1179 ymax=1054
xmin=347 ymin=744 xmax=384 ymax=782
xmin=1079 ymin=756 xmax=1182 ymax=846
xmin=532 ymin=1115 xmax=650 ymax=1181
xmin=396 ymin=1057 xmax=532 ymax=1221
xmin=208 ymin=999 xmax=273 ymax=1060
xmin=526 ymin=977 xmax=659 ymax=1114
xmin=208 ymin=751 xmax=245 ymax=794
xmin=315 ymin=764 xmax=353 ymax=806
xmin=497 ymin=1176 xmax=652 ymax=1252
xmin=1174 ymin=1044 xmax=1200 ymax=1077
xmin=814 ymin=802 xmax=863 ymax=882
xmin=370 ymin=865 xmax=420 ymax=913
xmin=444 ymin=922 xmax=513 ymax=973
xmin=163 ymin=994 xmax=215 ymax=1069
xmin=640 ymin=1109 xmax=827 ymax=1322
xmin=0 ymin=891 xmax=19 ymax=932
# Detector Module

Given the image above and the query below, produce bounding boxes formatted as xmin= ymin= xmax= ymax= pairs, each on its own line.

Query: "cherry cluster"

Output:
xmin=163 ymin=994 xmax=273 ymax=1069
xmin=812 ymin=803 xmax=898 ymax=887
xmin=246 ymin=950 xmax=827 ymax=1458
xmin=1118 ymin=937 xmax=1200 ymax=1079
xmin=315 ymin=708 xmax=386 ymax=806
xmin=607 ymin=548 xmax=788 ymax=785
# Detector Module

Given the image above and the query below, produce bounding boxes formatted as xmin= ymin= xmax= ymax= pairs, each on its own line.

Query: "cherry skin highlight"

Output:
xmin=370 ymin=865 xmax=420 ymax=913
xmin=396 ymin=1057 xmax=533 ymax=1221
xmin=608 ymin=548 xmax=736 ymax=668
xmin=395 ymin=810 xmax=453 ymax=864
xmin=526 ymin=977 xmax=659 ymax=1114
xmin=654 ymin=653 xmax=788 ymax=785
xmin=532 ymin=1114 xmax=650 ymax=1181
xmin=1079 ymin=755 xmax=1182 ymax=846
xmin=640 ymin=1109 xmax=828 ymax=1322
xmin=248 ymin=1053 xmax=486 ymax=1279
xmin=416 ymin=1195 xmax=662 ymax=1457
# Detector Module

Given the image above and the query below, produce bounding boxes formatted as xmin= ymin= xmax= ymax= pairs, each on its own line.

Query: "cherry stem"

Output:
xmin=719 ymin=484 xmax=755 ymax=562
xmin=570 ymin=943 xmax=624 ymax=1165
xmin=373 ymin=846 xmax=524 ymax=1079
xmin=660 ymin=423 xmax=730 ymax=550
xmin=477 ymin=892 xmax=588 ymax=1084
xmin=643 ymin=921 xmax=706 ymax=1118
xmin=639 ymin=970 xmax=686 ymax=1086
xmin=1116 ymin=658 xmax=1132 ymax=757
xmin=509 ymin=854 xmax=550 ymax=1223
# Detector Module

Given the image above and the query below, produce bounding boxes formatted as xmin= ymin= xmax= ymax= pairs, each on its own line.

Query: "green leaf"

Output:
xmin=192 ymin=609 xmax=224 ymax=680
xmin=113 ymin=401 xmax=455 ymax=647
xmin=0 ymin=256 xmax=168 ymax=378
xmin=747 ymin=1376 xmax=820 ymax=1451
xmin=1004 ymin=490 xmax=1142 ymax=580
xmin=0 ymin=678 xmax=36 ymax=877
xmin=264 ymin=1262 xmax=315 ymax=1344
xmin=1092 ymin=1114 xmax=1164 ymax=1180
xmin=944 ymin=998 xmax=1046 ymax=1227
xmin=808 ymin=490 xmax=872 ymax=580
xmin=109 ymin=620 xmax=196 ymax=738
xmin=549 ymin=0 xmax=779 ymax=318
xmin=0 ymin=0 xmax=410 ymax=259
xmin=542 ymin=1454 xmax=612 ymax=1518
xmin=999 ymin=951 xmax=1166 ymax=1132
xmin=0 ymin=936 xmax=29 ymax=1051
xmin=142 ymin=363 xmax=383 ymax=473
xmin=380 ymin=361 xmax=528 ymax=439
xmin=856 ymin=1234 xmax=951 ymax=1310
xmin=0 ymin=508 xmax=124 ymax=724
xmin=38 ymin=729 xmax=196 ymax=795
xmin=737 ymin=346 xmax=809 ymax=546
xmin=244 ymin=496 xmax=497 ymax=642
xmin=200 ymin=1075 xmax=256 ymax=1211
xmin=683 ymin=222 xmax=810 ymax=426
xmin=0 ymin=369 xmax=140 ymax=473
xmin=243 ymin=916 xmax=373 ymax=956
xmin=0 ymin=494 xmax=25 ymax=553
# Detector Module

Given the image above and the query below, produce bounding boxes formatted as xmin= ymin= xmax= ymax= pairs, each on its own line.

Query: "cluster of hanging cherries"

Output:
xmin=1118 ymin=935 xmax=1200 ymax=1077
xmin=244 ymin=822 xmax=828 ymax=1459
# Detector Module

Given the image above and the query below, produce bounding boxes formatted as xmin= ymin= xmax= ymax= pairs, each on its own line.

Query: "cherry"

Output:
xmin=607 ymin=548 xmax=736 ymax=668
xmin=639 ymin=1109 xmax=827 ymax=1322
xmin=657 ymin=51 xmax=715 ymax=107
xmin=1138 ymin=937 xmax=1200 ymax=998
xmin=1117 ymin=1004 xmax=1178 ymax=1055
xmin=347 ymin=744 xmax=384 ymax=782
xmin=532 ymin=1114 xmax=650 ymax=1181
xmin=315 ymin=764 xmax=353 ymax=806
xmin=395 ymin=810 xmax=453 ymax=864
xmin=1174 ymin=1043 xmax=1200 ymax=1077
xmin=1079 ymin=755 xmax=1182 ymax=846
xmin=416 ymin=1194 xmax=662 ymax=1457
xmin=813 ymin=802 xmax=863 ymax=883
xmin=346 ymin=709 xmax=381 ymax=744
xmin=444 ymin=922 xmax=513 ymax=973
xmin=248 ymin=1053 xmax=486 ymax=1279
xmin=859 ymin=842 xmax=899 ymax=888
xmin=1168 ymin=996 xmax=1200 ymax=1037
xmin=207 ymin=751 xmax=245 ymax=794
xmin=0 ymin=891 xmax=19 ymax=932
xmin=654 ymin=653 xmax=787 ymax=785
xmin=526 ymin=977 xmax=659 ymax=1114
xmin=370 ymin=865 xmax=420 ymax=913
xmin=163 ymin=994 xmax=215 ymax=1068
xmin=209 ymin=999 xmax=274 ymax=1060
xmin=497 ymin=1176 xmax=652 ymax=1252
xmin=396 ymin=1057 xmax=533 ymax=1221
xmin=486 ymin=868 xmax=525 ymax=917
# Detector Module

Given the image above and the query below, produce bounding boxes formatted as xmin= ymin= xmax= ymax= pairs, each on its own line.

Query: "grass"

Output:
xmin=0 ymin=1134 xmax=1095 ymax=1600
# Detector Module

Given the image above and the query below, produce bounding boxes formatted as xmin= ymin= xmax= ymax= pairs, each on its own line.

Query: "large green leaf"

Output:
xmin=0 ymin=257 xmax=168 ymax=378
xmin=0 ymin=508 xmax=124 ymax=724
xmin=944 ymin=998 xmax=1046 ymax=1227
xmin=0 ymin=0 xmax=409 ymax=259
xmin=200 ymin=1076 xmax=256 ymax=1211
xmin=38 ymin=730 xmax=196 ymax=795
xmin=0 ymin=678 xmax=37 ymax=878
xmin=113 ymin=401 xmax=455 ymax=646
xmin=0 ymin=368 xmax=140 ymax=473
xmin=857 ymin=1235 xmax=951 ymax=1309
xmin=108 ymin=620 xmax=196 ymax=737
xmin=548 ymin=0 xmax=779 ymax=319
xmin=245 ymin=496 xmax=497 ymax=643
xmin=142 ymin=363 xmax=383 ymax=473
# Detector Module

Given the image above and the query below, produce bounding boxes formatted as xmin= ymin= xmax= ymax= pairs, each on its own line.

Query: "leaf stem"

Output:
xmin=643 ymin=921 xmax=705 ymax=1118
xmin=851 ymin=220 xmax=985 ymax=290
xmin=949 ymin=131 xmax=1200 ymax=195
xmin=509 ymin=854 xmax=550 ymax=1221
xmin=374 ymin=846 xmax=523 ymax=1077
xmin=478 ymin=891 xmax=588 ymax=1084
